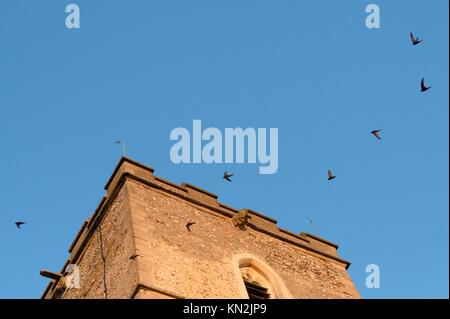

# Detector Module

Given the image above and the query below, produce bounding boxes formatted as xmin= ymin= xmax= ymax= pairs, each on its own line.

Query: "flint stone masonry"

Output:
xmin=42 ymin=157 xmax=360 ymax=299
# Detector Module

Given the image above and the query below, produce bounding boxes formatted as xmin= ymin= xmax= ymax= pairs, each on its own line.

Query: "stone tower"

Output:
xmin=41 ymin=157 xmax=360 ymax=299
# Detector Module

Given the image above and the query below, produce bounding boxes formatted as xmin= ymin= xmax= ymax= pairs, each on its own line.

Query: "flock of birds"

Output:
xmin=220 ymin=32 xmax=432 ymax=229
xmin=13 ymin=33 xmax=432 ymax=237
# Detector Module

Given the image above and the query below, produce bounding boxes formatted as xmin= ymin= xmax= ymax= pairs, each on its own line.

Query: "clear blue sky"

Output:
xmin=0 ymin=0 xmax=448 ymax=299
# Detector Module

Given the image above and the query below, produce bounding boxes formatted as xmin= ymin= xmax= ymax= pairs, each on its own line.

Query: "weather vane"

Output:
xmin=115 ymin=139 xmax=126 ymax=157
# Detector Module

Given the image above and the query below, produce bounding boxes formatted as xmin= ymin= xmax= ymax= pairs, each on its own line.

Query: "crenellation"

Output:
xmin=42 ymin=157 xmax=360 ymax=299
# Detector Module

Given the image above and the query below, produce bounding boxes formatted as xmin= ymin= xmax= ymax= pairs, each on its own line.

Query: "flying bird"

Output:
xmin=185 ymin=220 xmax=196 ymax=232
xmin=371 ymin=129 xmax=382 ymax=140
xmin=410 ymin=32 xmax=422 ymax=46
xmin=327 ymin=169 xmax=337 ymax=181
xmin=420 ymin=78 xmax=431 ymax=92
xmin=308 ymin=217 xmax=314 ymax=225
xmin=223 ymin=172 xmax=233 ymax=182
xmin=15 ymin=221 xmax=26 ymax=229
xmin=129 ymin=254 xmax=140 ymax=260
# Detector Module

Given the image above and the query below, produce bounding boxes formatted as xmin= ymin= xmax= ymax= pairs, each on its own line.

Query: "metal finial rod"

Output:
xmin=115 ymin=140 xmax=126 ymax=157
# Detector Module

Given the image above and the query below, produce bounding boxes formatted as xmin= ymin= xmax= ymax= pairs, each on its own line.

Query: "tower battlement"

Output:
xmin=42 ymin=157 xmax=360 ymax=299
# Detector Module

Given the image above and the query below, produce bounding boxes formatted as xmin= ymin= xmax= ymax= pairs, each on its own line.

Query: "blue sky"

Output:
xmin=0 ymin=0 xmax=448 ymax=299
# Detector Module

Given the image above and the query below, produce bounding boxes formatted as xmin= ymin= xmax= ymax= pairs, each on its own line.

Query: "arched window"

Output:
xmin=240 ymin=265 xmax=272 ymax=299
xmin=232 ymin=254 xmax=292 ymax=299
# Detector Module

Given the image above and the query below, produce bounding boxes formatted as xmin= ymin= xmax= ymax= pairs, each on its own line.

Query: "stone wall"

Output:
xmin=41 ymin=157 xmax=360 ymax=299
xmin=62 ymin=186 xmax=139 ymax=299
xmin=127 ymin=179 xmax=359 ymax=298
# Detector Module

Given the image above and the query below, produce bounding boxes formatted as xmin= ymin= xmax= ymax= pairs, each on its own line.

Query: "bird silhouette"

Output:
xmin=327 ymin=169 xmax=337 ymax=181
xmin=308 ymin=217 xmax=314 ymax=225
xmin=421 ymin=78 xmax=431 ymax=92
xmin=129 ymin=254 xmax=140 ymax=260
xmin=371 ymin=129 xmax=382 ymax=140
xmin=186 ymin=220 xmax=196 ymax=231
xmin=410 ymin=32 xmax=422 ymax=46
xmin=223 ymin=172 xmax=233 ymax=182
xmin=15 ymin=221 xmax=26 ymax=229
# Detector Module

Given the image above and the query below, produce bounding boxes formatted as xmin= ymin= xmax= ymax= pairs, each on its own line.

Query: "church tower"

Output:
xmin=41 ymin=157 xmax=360 ymax=299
